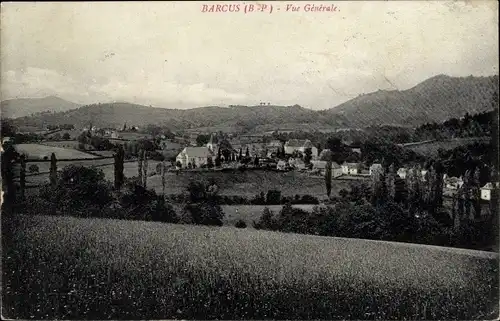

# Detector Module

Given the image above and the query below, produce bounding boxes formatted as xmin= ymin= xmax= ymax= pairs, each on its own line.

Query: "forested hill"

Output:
xmin=323 ymin=75 xmax=499 ymax=127
xmin=6 ymin=74 xmax=498 ymax=131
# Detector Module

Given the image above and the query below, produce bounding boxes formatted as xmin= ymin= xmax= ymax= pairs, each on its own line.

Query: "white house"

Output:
xmin=276 ymin=160 xmax=287 ymax=171
xmin=176 ymin=147 xmax=214 ymax=168
xmin=397 ymin=168 xmax=408 ymax=179
xmin=288 ymin=158 xmax=306 ymax=170
xmin=284 ymin=139 xmax=318 ymax=159
xmin=342 ymin=162 xmax=360 ymax=175
xmin=445 ymin=176 xmax=464 ymax=190
xmin=369 ymin=163 xmax=383 ymax=176
xmin=481 ymin=182 xmax=499 ymax=201
xmin=311 ymin=160 xmax=342 ymax=177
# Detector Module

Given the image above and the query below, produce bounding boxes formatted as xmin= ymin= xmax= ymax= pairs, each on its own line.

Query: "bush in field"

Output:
xmin=235 ymin=219 xmax=247 ymax=228
xmin=119 ymin=183 xmax=178 ymax=223
xmin=38 ymin=165 xmax=113 ymax=217
xmin=253 ymin=207 xmax=278 ymax=230
xmin=276 ymin=203 xmax=314 ymax=234
xmin=184 ymin=202 xmax=224 ymax=226
xmin=266 ymin=189 xmax=281 ymax=205
xmin=28 ymin=164 xmax=39 ymax=174
xmin=62 ymin=133 xmax=71 ymax=140
xmin=183 ymin=180 xmax=224 ymax=226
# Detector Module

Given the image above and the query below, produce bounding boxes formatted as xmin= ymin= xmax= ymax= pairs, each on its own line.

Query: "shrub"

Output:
xmin=253 ymin=207 xmax=278 ymax=230
xmin=62 ymin=133 xmax=71 ymax=140
xmin=28 ymin=164 xmax=39 ymax=174
xmin=235 ymin=219 xmax=247 ymax=228
xmin=38 ymin=165 xmax=113 ymax=217
xmin=184 ymin=202 xmax=224 ymax=226
xmin=266 ymin=189 xmax=281 ymax=205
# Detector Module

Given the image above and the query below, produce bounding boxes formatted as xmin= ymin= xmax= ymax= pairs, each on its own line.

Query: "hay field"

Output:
xmin=14 ymin=143 xmax=98 ymax=160
xmin=2 ymin=214 xmax=497 ymax=319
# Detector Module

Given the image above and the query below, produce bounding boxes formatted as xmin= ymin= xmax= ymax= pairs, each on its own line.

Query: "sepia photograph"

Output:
xmin=1 ymin=1 xmax=499 ymax=319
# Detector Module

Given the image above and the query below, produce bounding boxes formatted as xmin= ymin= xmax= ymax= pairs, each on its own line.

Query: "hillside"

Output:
xmin=1 ymin=96 xmax=81 ymax=119
xmin=324 ymin=75 xmax=499 ymax=127
xmin=3 ymin=214 xmax=497 ymax=319
xmin=11 ymin=103 xmax=334 ymax=132
xmin=7 ymin=74 xmax=499 ymax=131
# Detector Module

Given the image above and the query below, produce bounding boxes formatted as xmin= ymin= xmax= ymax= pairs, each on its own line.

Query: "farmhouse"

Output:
xmin=480 ymin=182 xmax=499 ymax=201
xmin=445 ymin=176 xmax=464 ymax=190
xmin=276 ymin=160 xmax=287 ymax=171
xmin=397 ymin=168 xmax=408 ymax=179
xmin=370 ymin=163 xmax=383 ymax=176
xmin=284 ymin=139 xmax=318 ymax=159
xmin=176 ymin=147 xmax=214 ymax=168
xmin=288 ymin=158 xmax=306 ymax=170
xmin=342 ymin=162 xmax=361 ymax=175
xmin=312 ymin=160 xmax=342 ymax=177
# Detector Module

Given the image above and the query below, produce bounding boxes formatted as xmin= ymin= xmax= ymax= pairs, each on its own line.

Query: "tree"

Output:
xmin=386 ymin=164 xmax=396 ymax=201
xmin=325 ymin=160 xmax=332 ymax=198
xmin=138 ymin=149 xmax=144 ymax=186
xmin=253 ymin=207 xmax=278 ymax=230
xmin=114 ymin=145 xmax=125 ymax=189
xmin=39 ymin=165 xmax=113 ymax=217
xmin=196 ymin=134 xmax=210 ymax=147
xmin=207 ymin=156 xmax=214 ymax=168
xmin=304 ymin=148 xmax=312 ymax=164
xmin=254 ymin=155 xmax=260 ymax=167
xmin=50 ymin=153 xmax=57 ymax=188
xmin=245 ymin=147 xmax=250 ymax=158
xmin=239 ymin=148 xmax=243 ymax=160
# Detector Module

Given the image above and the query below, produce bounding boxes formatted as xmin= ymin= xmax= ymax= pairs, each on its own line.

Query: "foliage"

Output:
xmin=234 ymin=219 xmax=247 ymax=228
xmin=28 ymin=164 xmax=39 ymax=174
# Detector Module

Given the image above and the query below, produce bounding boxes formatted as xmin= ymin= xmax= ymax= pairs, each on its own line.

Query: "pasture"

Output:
xmin=147 ymin=170 xmax=354 ymax=197
xmin=14 ymin=143 xmax=98 ymax=160
xmin=2 ymin=214 xmax=498 ymax=319
xmin=407 ymin=137 xmax=490 ymax=157
xmin=19 ymin=162 xmax=354 ymax=198
xmin=222 ymin=204 xmax=316 ymax=227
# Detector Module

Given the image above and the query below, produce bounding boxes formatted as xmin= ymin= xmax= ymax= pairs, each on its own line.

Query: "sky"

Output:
xmin=0 ymin=1 xmax=498 ymax=110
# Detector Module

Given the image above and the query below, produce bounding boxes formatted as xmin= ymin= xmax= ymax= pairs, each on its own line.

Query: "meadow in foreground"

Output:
xmin=3 ymin=214 xmax=498 ymax=320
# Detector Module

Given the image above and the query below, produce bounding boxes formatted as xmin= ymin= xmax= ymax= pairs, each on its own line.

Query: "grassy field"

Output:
xmin=21 ymin=165 xmax=354 ymax=198
xmin=2 ymin=214 xmax=498 ymax=319
xmin=222 ymin=204 xmax=316 ymax=227
xmin=147 ymin=170 xmax=354 ymax=197
xmin=14 ymin=143 xmax=98 ymax=160
xmin=407 ymin=137 xmax=490 ymax=157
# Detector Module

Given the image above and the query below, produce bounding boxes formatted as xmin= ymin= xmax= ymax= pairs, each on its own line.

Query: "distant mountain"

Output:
xmin=324 ymin=74 xmax=499 ymax=127
xmin=1 ymin=96 xmax=81 ymax=119
xmin=11 ymin=103 xmax=336 ymax=132
xmin=9 ymin=75 xmax=499 ymax=132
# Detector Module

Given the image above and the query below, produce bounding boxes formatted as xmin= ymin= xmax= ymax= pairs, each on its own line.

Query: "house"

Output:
xmin=397 ymin=167 xmax=408 ymax=179
xmin=342 ymin=162 xmax=360 ymax=175
xmin=176 ymin=147 xmax=214 ymax=168
xmin=445 ymin=176 xmax=464 ymax=190
xmin=369 ymin=163 xmax=383 ymax=176
xmin=288 ymin=158 xmax=306 ymax=170
xmin=480 ymin=182 xmax=499 ymax=201
xmin=267 ymin=140 xmax=283 ymax=148
xmin=110 ymin=131 xmax=119 ymax=139
xmin=311 ymin=160 xmax=342 ymax=177
xmin=276 ymin=160 xmax=287 ymax=171
xmin=2 ymin=136 xmax=12 ymax=145
xmin=284 ymin=139 xmax=318 ymax=159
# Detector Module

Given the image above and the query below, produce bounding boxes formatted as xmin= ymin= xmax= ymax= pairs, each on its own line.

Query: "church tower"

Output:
xmin=207 ymin=133 xmax=217 ymax=153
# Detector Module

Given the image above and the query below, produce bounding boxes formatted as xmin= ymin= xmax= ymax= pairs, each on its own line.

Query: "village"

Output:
xmin=5 ymin=120 xmax=495 ymax=203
